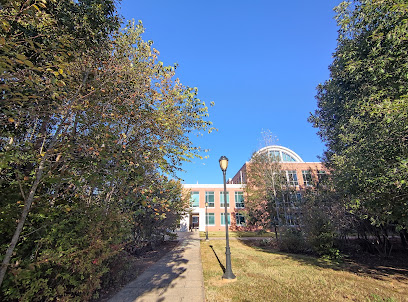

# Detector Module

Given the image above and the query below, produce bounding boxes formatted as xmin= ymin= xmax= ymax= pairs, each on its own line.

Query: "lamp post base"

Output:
xmin=222 ymin=271 xmax=236 ymax=280
xmin=222 ymin=246 xmax=236 ymax=279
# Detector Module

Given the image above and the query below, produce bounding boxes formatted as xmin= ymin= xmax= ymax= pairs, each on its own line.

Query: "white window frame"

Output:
xmin=220 ymin=213 xmax=231 ymax=226
xmin=220 ymin=191 xmax=230 ymax=208
xmin=190 ymin=191 xmax=200 ymax=207
xmin=206 ymin=213 xmax=215 ymax=226
xmin=205 ymin=191 xmax=215 ymax=208
xmin=235 ymin=191 xmax=245 ymax=208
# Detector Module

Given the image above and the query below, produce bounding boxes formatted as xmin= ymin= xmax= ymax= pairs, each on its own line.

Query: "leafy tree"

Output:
xmin=244 ymin=149 xmax=300 ymax=238
xmin=1 ymin=0 xmax=213 ymax=297
xmin=0 ymin=0 xmax=122 ymax=288
xmin=309 ymin=0 xmax=408 ymax=231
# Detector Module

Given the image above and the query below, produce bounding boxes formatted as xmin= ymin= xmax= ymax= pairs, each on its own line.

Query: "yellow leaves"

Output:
xmin=16 ymin=54 xmax=27 ymax=61
xmin=1 ymin=20 xmax=11 ymax=32
xmin=0 ymin=37 xmax=5 ymax=46
xmin=37 ymin=1 xmax=47 ymax=9
xmin=8 ymin=117 xmax=15 ymax=123
xmin=55 ymin=154 xmax=62 ymax=162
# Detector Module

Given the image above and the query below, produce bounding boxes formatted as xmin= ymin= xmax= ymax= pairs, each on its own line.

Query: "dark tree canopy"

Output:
xmin=309 ymin=0 xmax=408 ymax=228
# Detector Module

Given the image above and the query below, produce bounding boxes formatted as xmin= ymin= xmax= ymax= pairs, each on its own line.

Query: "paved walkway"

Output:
xmin=108 ymin=231 xmax=205 ymax=302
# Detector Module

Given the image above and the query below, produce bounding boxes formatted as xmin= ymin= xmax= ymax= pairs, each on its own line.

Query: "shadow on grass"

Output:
xmin=238 ymin=238 xmax=408 ymax=283
xmin=209 ymin=245 xmax=226 ymax=273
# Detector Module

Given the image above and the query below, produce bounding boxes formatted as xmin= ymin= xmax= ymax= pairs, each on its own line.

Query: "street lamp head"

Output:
xmin=219 ymin=156 xmax=229 ymax=172
xmin=205 ymin=202 xmax=208 ymax=207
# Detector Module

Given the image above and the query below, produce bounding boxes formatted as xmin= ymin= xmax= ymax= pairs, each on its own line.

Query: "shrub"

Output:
xmin=1 ymin=205 xmax=127 ymax=302
xmin=277 ymin=227 xmax=308 ymax=254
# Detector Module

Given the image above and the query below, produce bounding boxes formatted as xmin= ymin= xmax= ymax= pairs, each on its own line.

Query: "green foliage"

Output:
xmin=309 ymin=0 xmax=408 ymax=229
xmin=244 ymin=150 xmax=300 ymax=231
xmin=277 ymin=227 xmax=307 ymax=254
xmin=1 ymin=205 xmax=128 ymax=301
xmin=0 ymin=0 xmax=212 ymax=299
xmin=300 ymin=186 xmax=339 ymax=257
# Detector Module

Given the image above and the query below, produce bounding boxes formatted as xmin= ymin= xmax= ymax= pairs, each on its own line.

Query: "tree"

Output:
xmin=244 ymin=148 xmax=300 ymax=237
xmin=309 ymin=0 xmax=408 ymax=231
xmin=1 ymin=0 xmax=213 ymax=296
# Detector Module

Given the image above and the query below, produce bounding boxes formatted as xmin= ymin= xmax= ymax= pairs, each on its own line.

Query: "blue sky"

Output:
xmin=119 ymin=0 xmax=340 ymax=184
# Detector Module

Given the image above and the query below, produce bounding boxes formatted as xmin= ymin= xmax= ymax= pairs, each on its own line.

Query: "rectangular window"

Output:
xmin=220 ymin=192 xmax=230 ymax=208
xmin=220 ymin=213 xmax=231 ymax=225
xmin=235 ymin=213 xmax=245 ymax=226
xmin=205 ymin=191 xmax=214 ymax=207
xmin=190 ymin=191 xmax=200 ymax=207
xmin=302 ymin=170 xmax=313 ymax=186
xmin=206 ymin=213 xmax=215 ymax=225
xmin=318 ymin=170 xmax=327 ymax=182
xmin=287 ymin=170 xmax=299 ymax=186
xmin=235 ymin=191 xmax=245 ymax=208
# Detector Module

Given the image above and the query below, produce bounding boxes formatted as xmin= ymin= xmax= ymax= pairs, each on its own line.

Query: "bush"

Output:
xmin=1 ymin=205 xmax=127 ymax=302
xmin=277 ymin=227 xmax=307 ymax=253
xmin=301 ymin=199 xmax=340 ymax=258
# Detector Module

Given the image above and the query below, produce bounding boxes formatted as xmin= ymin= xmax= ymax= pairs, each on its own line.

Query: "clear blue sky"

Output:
xmin=119 ymin=0 xmax=340 ymax=184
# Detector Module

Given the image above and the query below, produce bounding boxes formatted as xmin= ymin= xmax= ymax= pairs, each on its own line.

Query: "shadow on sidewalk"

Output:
xmin=108 ymin=233 xmax=198 ymax=302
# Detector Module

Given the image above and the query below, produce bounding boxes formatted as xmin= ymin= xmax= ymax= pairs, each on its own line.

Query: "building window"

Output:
xmin=235 ymin=192 xmax=244 ymax=208
xmin=220 ymin=192 xmax=230 ymax=207
xmin=220 ymin=213 xmax=231 ymax=225
xmin=317 ymin=170 xmax=327 ymax=183
xmin=268 ymin=150 xmax=281 ymax=161
xmin=235 ymin=213 xmax=245 ymax=226
xmin=190 ymin=191 xmax=199 ymax=207
xmin=205 ymin=191 xmax=214 ymax=207
xmin=206 ymin=213 xmax=215 ymax=226
xmin=302 ymin=170 xmax=313 ymax=186
xmin=286 ymin=170 xmax=299 ymax=186
xmin=282 ymin=152 xmax=296 ymax=162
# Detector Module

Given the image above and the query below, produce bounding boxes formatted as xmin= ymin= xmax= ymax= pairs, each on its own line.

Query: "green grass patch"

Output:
xmin=201 ymin=240 xmax=407 ymax=302
xmin=199 ymin=231 xmax=275 ymax=238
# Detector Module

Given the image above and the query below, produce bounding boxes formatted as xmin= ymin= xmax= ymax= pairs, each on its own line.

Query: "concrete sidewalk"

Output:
xmin=108 ymin=231 xmax=205 ymax=302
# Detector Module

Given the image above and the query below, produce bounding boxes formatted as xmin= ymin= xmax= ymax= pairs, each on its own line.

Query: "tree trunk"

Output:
xmin=400 ymin=230 xmax=408 ymax=248
xmin=0 ymin=116 xmax=69 ymax=287
xmin=0 ymin=159 xmax=46 ymax=287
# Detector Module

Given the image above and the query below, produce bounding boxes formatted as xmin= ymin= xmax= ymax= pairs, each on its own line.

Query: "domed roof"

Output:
xmin=256 ymin=145 xmax=304 ymax=163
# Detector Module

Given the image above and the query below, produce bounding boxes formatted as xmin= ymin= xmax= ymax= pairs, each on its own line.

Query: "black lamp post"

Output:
xmin=205 ymin=202 xmax=209 ymax=241
xmin=219 ymin=156 xmax=236 ymax=280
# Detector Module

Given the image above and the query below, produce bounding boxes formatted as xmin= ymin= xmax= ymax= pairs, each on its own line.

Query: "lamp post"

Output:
xmin=205 ymin=202 xmax=209 ymax=241
xmin=219 ymin=156 xmax=236 ymax=280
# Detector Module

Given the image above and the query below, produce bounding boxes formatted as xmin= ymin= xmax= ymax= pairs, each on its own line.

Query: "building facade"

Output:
xmin=181 ymin=145 xmax=326 ymax=231
xmin=180 ymin=184 xmax=244 ymax=232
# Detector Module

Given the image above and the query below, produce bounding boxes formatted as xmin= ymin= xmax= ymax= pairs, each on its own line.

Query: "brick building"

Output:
xmin=181 ymin=145 xmax=326 ymax=231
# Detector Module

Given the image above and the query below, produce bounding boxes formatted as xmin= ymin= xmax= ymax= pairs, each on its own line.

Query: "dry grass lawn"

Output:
xmin=201 ymin=240 xmax=408 ymax=302
xmin=199 ymin=231 xmax=275 ymax=238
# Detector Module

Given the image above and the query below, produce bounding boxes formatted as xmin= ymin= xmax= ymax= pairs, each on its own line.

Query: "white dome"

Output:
xmin=255 ymin=145 xmax=304 ymax=163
